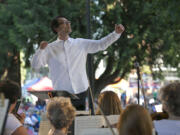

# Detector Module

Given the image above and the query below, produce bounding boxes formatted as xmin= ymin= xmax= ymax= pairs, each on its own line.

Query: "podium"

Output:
xmin=28 ymin=90 xmax=79 ymax=100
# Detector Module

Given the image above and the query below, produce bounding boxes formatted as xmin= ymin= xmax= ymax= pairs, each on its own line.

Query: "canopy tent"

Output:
xmin=104 ymin=79 xmax=129 ymax=92
xmin=101 ymin=79 xmax=129 ymax=99
xmin=22 ymin=78 xmax=40 ymax=90
xmin=27 ymin=77 xmax=53 ymax=91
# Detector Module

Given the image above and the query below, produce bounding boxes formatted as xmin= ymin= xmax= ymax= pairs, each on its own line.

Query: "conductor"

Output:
xmin=31 ymin=16 xmax=125 ymax=110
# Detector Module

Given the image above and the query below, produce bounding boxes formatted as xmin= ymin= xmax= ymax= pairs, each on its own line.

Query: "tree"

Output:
xmin=0 ymin=0 xmax=179 ymax=95
xmin=0 ymin=0 xmax=21 ymax=84
xmin=91 ymin=0 xmax=180 ymax=95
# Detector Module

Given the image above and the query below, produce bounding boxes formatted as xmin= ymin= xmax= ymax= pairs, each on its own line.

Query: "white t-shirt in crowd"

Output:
xmin=154 ymin=119 xmax=180 ymax=135
xmin=4 ymin=113 xmax=22 ymax=135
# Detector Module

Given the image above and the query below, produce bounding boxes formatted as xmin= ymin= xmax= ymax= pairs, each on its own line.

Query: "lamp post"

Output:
xmin=86 ymin=0 xmax=95 ymax=115
xmin=134 ymin=62 xmax=140 ymax=104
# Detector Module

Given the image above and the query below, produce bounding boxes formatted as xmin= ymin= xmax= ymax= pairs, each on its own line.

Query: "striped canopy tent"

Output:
xmin=27 ymin=77 xmax=53 ymax=91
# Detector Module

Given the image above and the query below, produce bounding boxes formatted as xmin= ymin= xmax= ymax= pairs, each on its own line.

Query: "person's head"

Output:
xmin=96 ymin=91 xmax=122 ymax=115
xmin=0 ymin=80 xmax=21 ymax=113
xmin=51 ymin=16 xmax=72 ymax=35
xmin=0 ymin=80 xmax=21 ymax=105
xmin=117 ymin=104 xmax=153 ymax=135
xmin=159 ymin=82 xmax=180 ymax=117
xmin=46 ymin=97 xmax=76 ymax=130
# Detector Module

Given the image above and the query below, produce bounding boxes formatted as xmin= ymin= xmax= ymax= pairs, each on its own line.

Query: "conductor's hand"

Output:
xmin=115 ymin=24 xmax=125 ymax=34
xmin=40 ymin=41 xmax=48 ymax=49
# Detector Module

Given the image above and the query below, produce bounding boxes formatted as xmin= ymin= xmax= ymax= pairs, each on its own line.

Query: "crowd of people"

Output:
xmin=0 ymin=80 xmax=180 ymax=135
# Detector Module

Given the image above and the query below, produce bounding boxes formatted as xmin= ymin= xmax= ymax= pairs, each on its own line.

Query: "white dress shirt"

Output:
xmin=31 ymin=31 xmax=121 ymax=94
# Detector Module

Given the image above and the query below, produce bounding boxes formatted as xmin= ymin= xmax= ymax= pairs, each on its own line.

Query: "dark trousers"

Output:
xmin=71 ymin=90 xmax=87 ymax=110
xmin=51 ymin=90 xmax=87 ymax=110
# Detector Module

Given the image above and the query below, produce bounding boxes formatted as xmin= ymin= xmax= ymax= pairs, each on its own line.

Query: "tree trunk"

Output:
xmin=7 ymin=50 xmax=21 ymax=86
xmin=1 ymin=49 xmax=21 ymax=86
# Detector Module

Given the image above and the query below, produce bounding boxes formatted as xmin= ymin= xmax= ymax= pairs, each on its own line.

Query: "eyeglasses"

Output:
xmin=59 ymin=20 xmax=71 ymax=25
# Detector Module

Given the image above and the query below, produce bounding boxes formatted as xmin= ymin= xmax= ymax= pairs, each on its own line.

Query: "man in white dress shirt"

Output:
xmin=31 ymin=16 xmax=125 ymax=110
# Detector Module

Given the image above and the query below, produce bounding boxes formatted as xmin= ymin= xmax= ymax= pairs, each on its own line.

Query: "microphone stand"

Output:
xmin=86 ymin=0 xmax=95 ymax=115
xmin=134 ymin=62 xmax=147 ymax=108
xmin=134 ymin=62 xmax=140 ymax=104
xmin=87 ymin=79 xmax=95 ymax=115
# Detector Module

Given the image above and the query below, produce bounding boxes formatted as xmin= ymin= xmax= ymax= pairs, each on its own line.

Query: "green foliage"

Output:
xmin=0 ymin=0 xmax=179 ymax=92
xmin=0 ymin=0 xmax=88 ymax=68
xmin=92 ymin=0 xmax=180 ymax=93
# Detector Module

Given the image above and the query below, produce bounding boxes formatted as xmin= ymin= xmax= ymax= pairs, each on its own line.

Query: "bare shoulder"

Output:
xmin=12 ymin=126 xmax=28 ymax=135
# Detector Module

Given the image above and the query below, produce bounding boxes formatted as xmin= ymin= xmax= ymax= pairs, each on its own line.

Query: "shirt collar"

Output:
xmin=56 ymin=37 xmax=72 ymax=43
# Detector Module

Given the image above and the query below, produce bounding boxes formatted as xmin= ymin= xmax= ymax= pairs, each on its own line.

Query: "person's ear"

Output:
xmin=55 ymin=27 xmax=59 ymax=33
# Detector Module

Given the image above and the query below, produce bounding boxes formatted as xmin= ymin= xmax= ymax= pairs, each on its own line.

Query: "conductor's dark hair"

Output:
xmin=51 ymin=16 xmax=62 ymax=34
xmin=0 ymin=80 xmax=21 ymax=104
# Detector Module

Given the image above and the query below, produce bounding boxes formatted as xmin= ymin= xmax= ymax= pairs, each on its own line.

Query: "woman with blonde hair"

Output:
xmin=117 ymin=104 xmax=153 ymax=135
xmin=96 ymin=91 xmax=122 ymax=115
xmin=46 ymin=97 xmax=76 ymax=135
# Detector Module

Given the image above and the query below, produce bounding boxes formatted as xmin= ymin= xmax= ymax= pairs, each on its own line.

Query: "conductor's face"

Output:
xmin=56 ymin=17 xmax=72 ymax=34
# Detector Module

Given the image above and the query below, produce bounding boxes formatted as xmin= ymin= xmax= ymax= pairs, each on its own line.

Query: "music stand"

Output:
xmin=28 ymin=90 xmax=79 ymax=100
